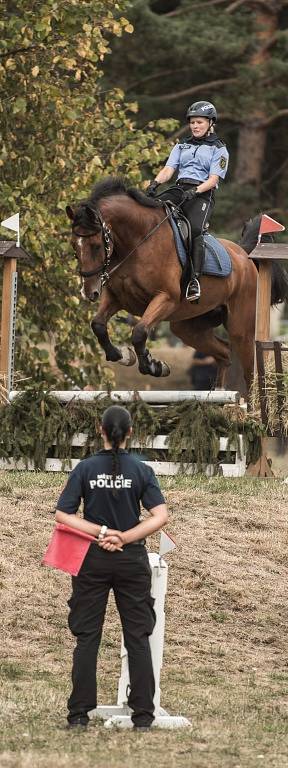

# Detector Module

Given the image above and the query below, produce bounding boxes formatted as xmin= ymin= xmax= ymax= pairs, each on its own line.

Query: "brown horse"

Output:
xmin=66 ymin=177 xmax=288 ymax=392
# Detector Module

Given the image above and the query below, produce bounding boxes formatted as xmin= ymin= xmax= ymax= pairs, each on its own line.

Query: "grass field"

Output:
xmin=1 ymin=472 xmax=288 ymax=768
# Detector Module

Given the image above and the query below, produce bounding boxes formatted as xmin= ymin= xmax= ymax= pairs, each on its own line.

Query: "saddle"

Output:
xmin=156 ymin=186 xmax=232 ymax=283
xmin=157 ymin=186 xmax=193 ymax=256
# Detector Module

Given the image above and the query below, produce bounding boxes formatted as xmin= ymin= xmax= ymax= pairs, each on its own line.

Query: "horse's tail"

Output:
xmin=270 ymin=261 xmax=288 ymax=306
xmin=239 ymin=214 xmax=288 ymax=307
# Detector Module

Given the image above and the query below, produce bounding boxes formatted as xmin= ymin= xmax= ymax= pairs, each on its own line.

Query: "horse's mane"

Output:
xmin=72 ymin=177 xmax=162 ymax=229
xmin=89 ymin=176 xmax=162 ymax=209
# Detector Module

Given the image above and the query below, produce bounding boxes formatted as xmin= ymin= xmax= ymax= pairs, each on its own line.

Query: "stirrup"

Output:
xmin=185 ymin=277 xmax=201 ymax=302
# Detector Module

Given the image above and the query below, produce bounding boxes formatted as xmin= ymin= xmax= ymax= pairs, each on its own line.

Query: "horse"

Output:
xmin=66 ymin=177 xmax=288 ymax=393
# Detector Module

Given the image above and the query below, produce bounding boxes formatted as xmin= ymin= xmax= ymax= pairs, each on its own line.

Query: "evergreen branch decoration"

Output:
xmin=251 ymin=360 xmax=288 ymax=437
xmin=0 ymin=387 xmax=263 ymax=471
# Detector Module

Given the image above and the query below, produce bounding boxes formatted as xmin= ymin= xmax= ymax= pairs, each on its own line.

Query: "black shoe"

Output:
xmin=67 ymin=717 xmax=88 ymax=730
xmin=185 ymin=277 xmax=201 ymax=302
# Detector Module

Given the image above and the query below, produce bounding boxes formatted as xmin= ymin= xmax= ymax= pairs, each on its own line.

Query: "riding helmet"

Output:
xmin=186 ymin=101 xmax=217 ymax=123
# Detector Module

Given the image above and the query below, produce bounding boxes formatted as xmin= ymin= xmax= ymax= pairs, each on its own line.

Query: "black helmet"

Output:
xmin=186 ymin=101 xmax=217 ymax=123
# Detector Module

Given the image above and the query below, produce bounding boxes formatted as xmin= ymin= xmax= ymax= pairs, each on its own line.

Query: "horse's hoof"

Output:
xmin=138 ymin=352 xmax=171 ymax=377
xmin=139 ymin=360 xmax=171 ymax=377
xmin=118 ymin=345 xmax=137 ymax=367
xmin=160 ymin=361 xmax=170 ymax=377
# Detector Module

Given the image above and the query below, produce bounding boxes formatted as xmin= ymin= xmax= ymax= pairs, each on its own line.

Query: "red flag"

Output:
xmin=42 ymin=523 xmax=95 ymax=576
xmin=259 ymin=214 xmax=285 ymax=235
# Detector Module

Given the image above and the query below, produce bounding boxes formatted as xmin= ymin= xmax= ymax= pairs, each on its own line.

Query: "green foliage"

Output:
xmin=0 ymin=387 xmax=263 ymax=470
xmin=166 ymin=401 xmax=236 ymax=467
xmin=0 ymin=0 xmax=174 ymax=386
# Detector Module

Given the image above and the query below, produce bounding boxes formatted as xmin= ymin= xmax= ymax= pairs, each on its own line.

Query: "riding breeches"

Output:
xmin=177 ymin=183 xmax=215 ymax=276
xmin=178 ymin=183 xmax=215 ymax=237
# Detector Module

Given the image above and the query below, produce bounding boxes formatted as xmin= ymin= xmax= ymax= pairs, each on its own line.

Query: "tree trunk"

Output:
xmin=235 ymin=6 xmax=278 ymax=189
xmin=275 ymin=164 xmax=288 ymax=217
xmin=235 ymin=122 xmax=267 ymax=188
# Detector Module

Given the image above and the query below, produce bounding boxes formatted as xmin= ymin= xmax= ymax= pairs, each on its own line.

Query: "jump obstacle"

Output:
xmin=247 ymin=219 xmax=288 ymax=477
xmin=0 ymin=388 xmax=246 ymax=477
xmin=0 ymin=242 xmax=28 ymax=393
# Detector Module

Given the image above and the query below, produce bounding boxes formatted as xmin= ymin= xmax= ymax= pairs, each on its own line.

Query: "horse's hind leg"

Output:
xmin=170 ymin=319 xmax=232 ymax=380
xmin=225 ymin=295 xmax=255 ymax=396
xmin=226 ymin=317 xmax=255 ymax=396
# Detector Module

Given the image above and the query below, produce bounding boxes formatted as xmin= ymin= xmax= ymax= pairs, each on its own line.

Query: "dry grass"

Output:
xmin=1 ymin=472 xmax=288 ymax=768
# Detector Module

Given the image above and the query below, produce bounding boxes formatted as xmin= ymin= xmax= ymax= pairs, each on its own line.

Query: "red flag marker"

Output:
xmin=42 ymin=523 xmax=95 ymax=576
xmin=259 ymin=214 xmax=285 ymax=236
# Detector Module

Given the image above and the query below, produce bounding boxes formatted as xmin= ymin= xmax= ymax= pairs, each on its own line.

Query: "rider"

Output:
xmin=146 ymin=101 xmax=229 ymax=301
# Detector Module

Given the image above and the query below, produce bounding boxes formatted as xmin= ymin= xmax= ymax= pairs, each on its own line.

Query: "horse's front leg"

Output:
xmin=132 ymin=293 xmax=178 ymax=377
xmin=91 ymin=290 xmax=136 ymax=367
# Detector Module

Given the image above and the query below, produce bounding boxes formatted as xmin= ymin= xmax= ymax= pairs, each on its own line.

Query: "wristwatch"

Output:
xmin=98 ymin=525 xmax=108 ymax=541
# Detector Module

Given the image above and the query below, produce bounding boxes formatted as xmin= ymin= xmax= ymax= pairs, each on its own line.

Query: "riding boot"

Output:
xmin=186 ymin=235 xmax=205 ymax=302
xmin=193 ymin=234 xmax=205 ymax=276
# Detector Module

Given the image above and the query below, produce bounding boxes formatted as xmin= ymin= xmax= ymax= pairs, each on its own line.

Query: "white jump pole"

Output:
xmin=89 ymin=544 xmax=190 ymax=729
xmin=9 ymin=389 xmax=240 ymax=404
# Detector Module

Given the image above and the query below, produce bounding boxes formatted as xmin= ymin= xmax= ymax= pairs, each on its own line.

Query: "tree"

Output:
xmin=104 ymin=0 xmax=288 ymax=226
xmin=0 ymin=0 xmax=176 ymax=386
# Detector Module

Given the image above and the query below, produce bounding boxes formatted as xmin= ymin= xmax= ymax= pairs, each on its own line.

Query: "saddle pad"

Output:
xmin=170 ymin=218 xmax=232 ymax=278
xmin=203 ymin=233 xmax=232 ymax=277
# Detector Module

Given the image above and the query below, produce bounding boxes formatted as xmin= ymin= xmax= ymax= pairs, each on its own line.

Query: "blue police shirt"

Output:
xmin=166 ymin=140 xmax=229 ymax=183
xmin=56 ymin=449 xmax=165 ymax=532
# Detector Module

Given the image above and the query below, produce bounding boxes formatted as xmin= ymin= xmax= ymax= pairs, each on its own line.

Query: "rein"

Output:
xmin=106 ymin=208 xmax=174 ymax=281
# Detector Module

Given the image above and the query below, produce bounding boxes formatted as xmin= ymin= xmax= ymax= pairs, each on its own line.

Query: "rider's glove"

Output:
xmin=183 ymin=188 xmax=198 ymax=202
xmin=146 ymin=180 xmax=159 ymax=197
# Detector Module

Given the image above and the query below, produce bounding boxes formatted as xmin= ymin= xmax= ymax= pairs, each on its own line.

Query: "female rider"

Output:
xmin=146 ymin=101 xmax=229 ymax=301
xmin=55 ymin=405 xmax=168 ymax=731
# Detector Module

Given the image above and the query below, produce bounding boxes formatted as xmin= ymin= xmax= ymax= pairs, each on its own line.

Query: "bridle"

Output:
xmin=73 ymin=213 xmax=113 ymax=288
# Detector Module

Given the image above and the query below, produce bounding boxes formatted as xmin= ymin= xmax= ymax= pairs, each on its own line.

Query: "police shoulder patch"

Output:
xmin=219 ymin=156 xmax=227 ymax=170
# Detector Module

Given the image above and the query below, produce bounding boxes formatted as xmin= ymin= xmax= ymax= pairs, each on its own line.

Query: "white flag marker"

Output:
xmin=159 ymin=530 xmax=176 ymax=557
xmin=1 ymin=213 xmax=20 ymax=247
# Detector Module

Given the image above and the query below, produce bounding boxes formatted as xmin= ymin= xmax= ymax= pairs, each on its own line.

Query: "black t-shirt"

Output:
xmin=56 ymin=449 xmax=165 ymax=532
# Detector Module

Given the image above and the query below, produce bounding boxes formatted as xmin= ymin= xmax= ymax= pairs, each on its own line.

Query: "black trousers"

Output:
xmin=178 ymin=182 xmax=215 ymax=237
xmin=67 ymin=544 xmax=156 ymax=727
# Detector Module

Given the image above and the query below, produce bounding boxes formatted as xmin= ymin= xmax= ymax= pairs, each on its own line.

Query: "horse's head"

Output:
xmin=66 ymin=202 xmax=113 ymax=302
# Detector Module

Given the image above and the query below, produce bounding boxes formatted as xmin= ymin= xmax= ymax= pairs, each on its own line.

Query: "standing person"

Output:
xmin=55 ymin=405 xmax=168 ymax=731
xmin=146 ymin=101 xmax=229 ymax=302
xmin=188 ymin=350 xmax=218 ymax=391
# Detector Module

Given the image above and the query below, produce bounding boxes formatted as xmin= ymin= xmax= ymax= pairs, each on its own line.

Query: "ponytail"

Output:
xmin=101 ymin=406 xmax=132 ymax=496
